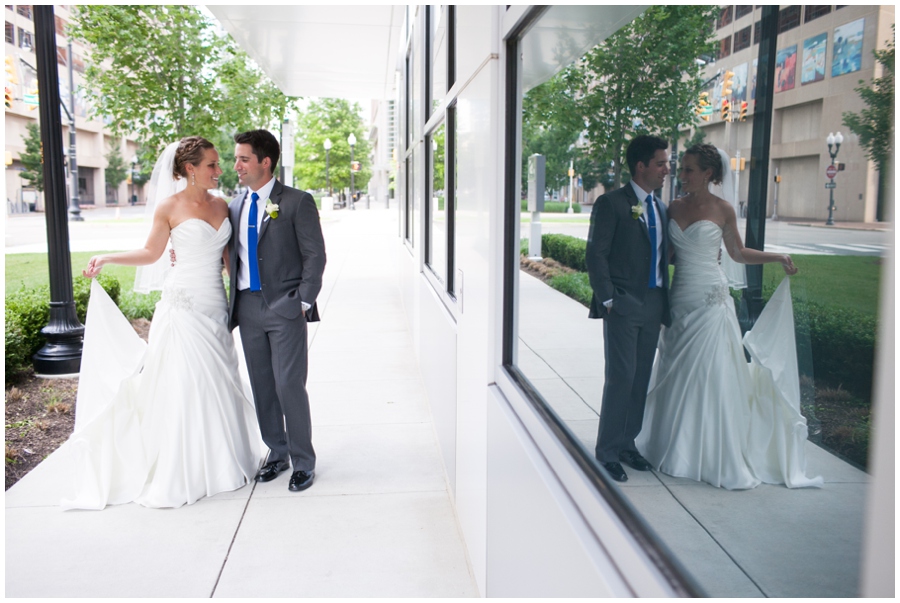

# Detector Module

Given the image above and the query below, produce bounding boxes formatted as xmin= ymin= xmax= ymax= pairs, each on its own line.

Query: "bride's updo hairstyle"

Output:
xmin=684 ymin=143 xmax=724 ymax=185
xmin=172 ymin=136 xmax=215 ymax=180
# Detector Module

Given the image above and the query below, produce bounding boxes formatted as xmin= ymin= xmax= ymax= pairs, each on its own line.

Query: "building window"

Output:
xmin=754 ymin=20 xmax=761 ymax=44
xmin=426 ymin=121 xmax=448 ymax=284
xmin=735 ymin=5 xmax=753 ymax=20
xmin=73 ymin=52 xmax=85 ymax=73
xmin=5 ymin=20 xmax=13 ymax=44
xmin=717 ymin=6 xmax=733 ymax=29
xmin=804 ymin=6 xmax=832 ymax=23
xmin=734 ymin=25 xmax=751 ymax=52
xmin=54 ymin=14 xmax=64 ymax=35
xmin=777 ymin=5 xmax=801 ymax=34
xmin=717 ymin=35 xmax=732 ymax=60
xmin=56 ymin=45 xmax=67 ymax=66
xmin=17 ymin=27 xmax=32 ymax=51
xmin=15 ymin=5 xmax=31 ymax=20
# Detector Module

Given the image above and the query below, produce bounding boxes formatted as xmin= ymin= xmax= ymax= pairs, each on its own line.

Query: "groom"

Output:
xmin=228 ymin=129 xmax=326 ymax=492
xmin=585 ymin=135 xmax=671 ymax=483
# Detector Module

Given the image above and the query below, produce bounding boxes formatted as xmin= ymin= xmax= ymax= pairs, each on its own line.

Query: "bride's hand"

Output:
xmin=83 ymin=255 xmax=104 ymax=278
xmin=780 ymin=255 xmax=798 ymax=275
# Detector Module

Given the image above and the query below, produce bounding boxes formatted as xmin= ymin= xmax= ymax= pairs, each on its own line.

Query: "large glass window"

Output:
xmin=718 ymin=6 xmax=733 ymax=29
xmin=424 ymin=5 xmax=457 ymax=300
xmin=735 ymin=5 xmax=754 ymax=20
xmin=5 ymin=20 xmax=13 ymax=44
xmin=734 ymin=25 xmax=752 ymax=52
xmin=504 ymin=4 xmax=887 ymax=598
xmin=805 ymin=5 xmax=832 ymax=23
xmin=778 ymin=5 xmax=802 ymax=33
xmin=426 ymin=122 xmax=447 ymax=283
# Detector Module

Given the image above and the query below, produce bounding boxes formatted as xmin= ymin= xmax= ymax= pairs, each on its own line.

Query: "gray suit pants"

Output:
xmin=595 ymin=288 xmax=665 ymax=463
xmin=236 ymin=289 xmax=315 ymax=472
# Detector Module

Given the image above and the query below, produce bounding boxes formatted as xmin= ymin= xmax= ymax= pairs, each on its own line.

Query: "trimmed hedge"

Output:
xmin=521 ymin=200 xmax=582 ymax=213
xmin=541 ymin=233 xmax=587 ymax=272
xmin=4 ymin=274 xmax=121 ymax=381
xmin=534 ymin=233 xmax=877 ymax=401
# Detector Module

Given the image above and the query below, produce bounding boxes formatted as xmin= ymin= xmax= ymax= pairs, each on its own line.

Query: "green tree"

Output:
xmin=576 ymin=5 xmax=717 ymax=188
xmin=68 ymin=5 xmax=297 ymax=160
xmin=843 ymin=26 xmax=894 ymax=221
xmin=19 ymin=122 xmax=43 ymax=193
xmin=294 ymin=98 xmax=370 ymax=193
xmin=104 ymin=145 xmax=129 ymax=202
xmin=522 ymin=68 xmax=584 ymax=195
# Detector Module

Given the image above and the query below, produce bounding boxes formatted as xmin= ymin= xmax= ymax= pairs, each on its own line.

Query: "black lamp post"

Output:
xmin=324 ymin=138 xmax=332 ymax=196
xmin=32 ymin=5 xmax=83 ymax=375
xmin=825 ymin=131 xmax=843 ymax=226
xmin=348 ymin=132 xmax=356 ymax=211
xmin=130 ymin=155 xmax=138 ymax=205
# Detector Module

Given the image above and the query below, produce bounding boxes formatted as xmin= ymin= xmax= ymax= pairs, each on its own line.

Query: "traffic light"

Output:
xmin=722 ymin=70 xmax=734 ymax=96
xmin=739 ymin=101 xmax=748 ymax=121
xmin=721 ymin=99 xmax=730 ymax=122
xmin=696 ymin=92 xmax=711 ymax=122
xmin=5 ymin=55 xmax=17 ymax=85
xmin=4 ymin=87 xmax=12 ymax=109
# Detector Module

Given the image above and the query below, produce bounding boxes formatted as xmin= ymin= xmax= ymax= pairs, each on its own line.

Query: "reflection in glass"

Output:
xmin=510 ymin=4 xmax=887 ymax=598
xmin=427 ymin=123 xmax=447 ymax=283
xmin=430 ymin=5 xmax=448 ymax=115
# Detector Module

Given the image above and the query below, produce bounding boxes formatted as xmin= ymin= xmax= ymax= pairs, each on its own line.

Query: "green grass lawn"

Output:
xmin=761 ymin=255 xmax=882 ymax=317
xmin=6 ymin=251 xmax=139 ymax=292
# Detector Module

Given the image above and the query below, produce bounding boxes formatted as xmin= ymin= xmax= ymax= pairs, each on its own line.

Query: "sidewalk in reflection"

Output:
xmin=517 ymin=269 xmax=868 ymax=598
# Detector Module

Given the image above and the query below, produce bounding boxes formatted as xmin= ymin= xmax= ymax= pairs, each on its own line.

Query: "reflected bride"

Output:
xmin=635 ymin=144 xmax=822 ymax=490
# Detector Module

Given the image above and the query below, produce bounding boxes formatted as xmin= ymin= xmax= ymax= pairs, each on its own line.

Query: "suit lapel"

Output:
xmin=624 ymin=185 xmax=650 ymax=241
xmin=258 ymin=180 xmax=282 ymax=242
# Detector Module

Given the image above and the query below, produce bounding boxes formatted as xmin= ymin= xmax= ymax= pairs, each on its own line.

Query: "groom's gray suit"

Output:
xmin=227 ymin=180 xmax=326 ymax=472
xmin=586 ymin=182 xmax=671 ymax=464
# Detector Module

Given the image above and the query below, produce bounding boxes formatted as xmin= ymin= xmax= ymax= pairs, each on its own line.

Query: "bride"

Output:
xmin=62 ymin=136 xmax=263 ymax=510
xmin=635 ymin=144 xmax=822 ymax=490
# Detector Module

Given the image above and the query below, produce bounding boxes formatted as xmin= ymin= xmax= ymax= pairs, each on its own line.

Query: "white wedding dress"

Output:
xmin=62 ymin=219 xmax=263 ymax=510
xmin=635 ymin=220 xmax=822 ymax=490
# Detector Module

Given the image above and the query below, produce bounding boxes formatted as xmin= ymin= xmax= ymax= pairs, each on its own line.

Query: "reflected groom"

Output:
xmin=585 ymin=135 xmax=671 ymax=483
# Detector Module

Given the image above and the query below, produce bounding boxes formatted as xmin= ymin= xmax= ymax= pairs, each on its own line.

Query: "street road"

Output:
xmin=522 ymin=215 xmax=891 ymax=257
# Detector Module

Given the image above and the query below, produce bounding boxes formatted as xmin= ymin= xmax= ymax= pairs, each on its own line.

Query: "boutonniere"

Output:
xmin=265 ymin=200 xmax=280 ymax=219
xmin=631 ymin=202 xmax=644 ymax=220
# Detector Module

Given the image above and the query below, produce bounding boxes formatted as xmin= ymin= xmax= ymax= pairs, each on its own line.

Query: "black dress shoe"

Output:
xmin=619 ymin=450 xmax=653 ymax=471
xmin=288 ymin=470 xmax=315 ymax=492
xmin=602 ymin=462 xmax=628 ymax=482
xmin=256 ymin=460 xmax=290 ymax=482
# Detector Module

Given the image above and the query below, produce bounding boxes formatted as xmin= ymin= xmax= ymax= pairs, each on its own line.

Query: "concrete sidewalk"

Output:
xmin=5 ymin=205 xmax=478 ymax=597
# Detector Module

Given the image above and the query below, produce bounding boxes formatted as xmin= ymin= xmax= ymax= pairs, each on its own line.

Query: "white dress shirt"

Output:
xmin=629 ymin=180 xmax=664 ymax=288
xmin=236 ymin=177 xmax=276 ymax=291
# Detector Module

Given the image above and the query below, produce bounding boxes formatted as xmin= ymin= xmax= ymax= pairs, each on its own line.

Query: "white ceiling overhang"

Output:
xmin=207 ymin=5 xmax=406 ymax=99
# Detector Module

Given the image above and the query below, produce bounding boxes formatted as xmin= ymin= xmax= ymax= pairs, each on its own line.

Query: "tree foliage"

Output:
xmin=522 ymin=5 xmax=717 ymax=193
xmin=18 ymin=122 xmax=43 ymax=192
xmin=842 ymin=25 xmax=894 ymax=177
xmin=104 ymin=145 xmax=129 ymax=199
xmin=68 ymin=5 xmax=297 ymax=165
xmin=294 ymin=98 xmax=370 ymax=193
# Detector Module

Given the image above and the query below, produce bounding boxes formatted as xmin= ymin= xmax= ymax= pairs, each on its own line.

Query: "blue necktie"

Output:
xmin=646 ymin=194 xmax=657 ymax=289
xmin=248 ymin=192 xmax=260 ymax=291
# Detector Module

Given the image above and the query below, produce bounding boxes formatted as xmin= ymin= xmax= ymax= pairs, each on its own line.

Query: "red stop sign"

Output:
xmin=826 ymin=164 xmax=838 ymax=179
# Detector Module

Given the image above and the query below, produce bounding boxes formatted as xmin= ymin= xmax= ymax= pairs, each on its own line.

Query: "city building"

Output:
xmin=4 ymin=4 xmax=142 ymax=212
xmin=695 ymin=5 xmax=894 ymax=222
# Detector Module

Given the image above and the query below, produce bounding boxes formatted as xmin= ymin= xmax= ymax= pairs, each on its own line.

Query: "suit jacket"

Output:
xmin=227 ymin=180 xmax=326 ymax=330
xmin=585 ymin=183 xmax=671 ymax=327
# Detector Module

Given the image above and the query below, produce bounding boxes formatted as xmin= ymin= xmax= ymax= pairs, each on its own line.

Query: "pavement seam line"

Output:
xmin=210 ymin=479 xmax=258 ymax=597
xmin=659 ymin=478 xmax=767 ymax=596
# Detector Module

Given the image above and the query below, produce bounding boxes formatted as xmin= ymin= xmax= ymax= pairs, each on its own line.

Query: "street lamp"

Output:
xmin=348 ymin=132 xmax=356 ymax=211
xmin=323 ymin=138 xmax=332 ymax=197
xmin=130 ymin=155 xmax=138 ymax=205
xmin=825 ymin=131 xmax=843 ymax=226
